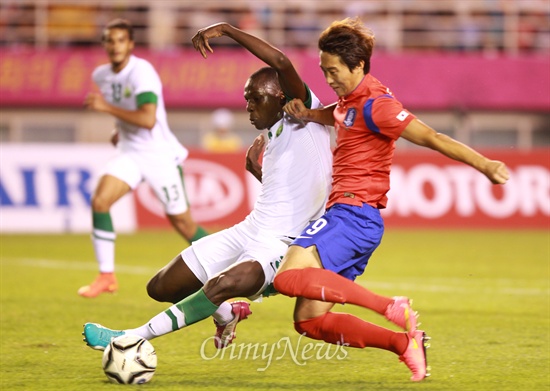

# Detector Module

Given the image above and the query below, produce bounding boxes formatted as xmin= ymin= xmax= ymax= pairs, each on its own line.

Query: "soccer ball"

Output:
xmin=102 ymin=334 xmax=157 ymax=384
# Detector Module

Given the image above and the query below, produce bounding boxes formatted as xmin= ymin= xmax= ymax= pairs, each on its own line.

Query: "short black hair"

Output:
xmin=103 ymin=18 xmax=134 ymax=41
xmin=249 ymin=67 xmax=282 ymax=95
xmin=318 ymin=17 xmax=374 ymax=74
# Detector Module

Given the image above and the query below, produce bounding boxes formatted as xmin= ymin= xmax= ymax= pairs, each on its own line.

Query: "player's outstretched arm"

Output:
xmin=245 ymin=134 xmax=265 ymax=182
xmin=84 ymin=92 xmax=157 ymax=130
xmin=400 ymin=118 xmax=510 ymax=184
xmin=284 ymin=99 xmax=336 ymax=127
xmin=192 ymin=22 xmax=306 ymax=102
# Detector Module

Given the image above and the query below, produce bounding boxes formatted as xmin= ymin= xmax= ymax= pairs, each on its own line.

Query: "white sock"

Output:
xmin=212 ymin=301 xmax=234 ymax=325
xmin=124 ymin=305 xmax=186 ymax=340
xmin=92 ymin=229 xmax=116 ymax=273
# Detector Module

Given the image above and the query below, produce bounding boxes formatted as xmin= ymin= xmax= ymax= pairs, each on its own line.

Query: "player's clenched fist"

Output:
xmin=283 ymin=98 xmax=311 ymax=121
xmin=84 ymin=92 xmax=109 ymax=112
xmin=247 ymin=134 xmax=265 ymax=161
xmin=245 ymin=134 xmax=266 ymax=182
xmin=484 ymin=160 xmax=510 ymax=185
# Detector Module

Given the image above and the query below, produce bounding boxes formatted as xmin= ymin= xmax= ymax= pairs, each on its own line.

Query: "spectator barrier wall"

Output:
xmin=1 ymin=145 xmax=547 ymax=233
xmin=1 ymin=48 xmax=549 ymax=111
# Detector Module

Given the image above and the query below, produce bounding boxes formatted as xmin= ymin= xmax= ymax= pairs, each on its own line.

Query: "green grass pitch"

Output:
xmin=1 ymin=229 xmax=548 ymax=391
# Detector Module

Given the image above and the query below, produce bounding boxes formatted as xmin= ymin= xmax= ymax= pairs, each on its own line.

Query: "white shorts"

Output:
xmin=182 ymin=219 xmax=288 ymax=300
xmin=103 ymin=151 xmax=188 ymax=215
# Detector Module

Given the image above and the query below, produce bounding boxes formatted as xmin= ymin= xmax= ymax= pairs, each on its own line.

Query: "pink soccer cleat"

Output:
xmin=213 ymin=301 xmax=252 ymax=349
xmin=399 ymin=330 xmax=431 ymax=382
xmin=385 ymin=296 xmax=418 ymax=334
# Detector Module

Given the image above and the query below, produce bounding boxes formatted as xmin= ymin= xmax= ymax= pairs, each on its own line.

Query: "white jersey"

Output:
xmin=92 ymin=55 xmax=188 ymax=162
xmin=184 ymin=88 xmax=332 ymax=295
xmin=246 ymin=89 xmax=333 ymax=239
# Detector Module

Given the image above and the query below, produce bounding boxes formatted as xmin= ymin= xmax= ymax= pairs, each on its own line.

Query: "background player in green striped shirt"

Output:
xmin=80 ymin=19 xmax=207 ymax=298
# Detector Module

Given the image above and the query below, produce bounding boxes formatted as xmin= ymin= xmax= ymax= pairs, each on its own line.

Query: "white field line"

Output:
xmin=0 ymin=257 xmax=159 ymax=275
xmin=1 ymin=257 xmax=548 ymax=296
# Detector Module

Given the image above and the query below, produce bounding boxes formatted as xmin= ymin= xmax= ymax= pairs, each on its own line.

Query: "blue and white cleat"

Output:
xmin=82 ymin=322 xmax=125 ymax=351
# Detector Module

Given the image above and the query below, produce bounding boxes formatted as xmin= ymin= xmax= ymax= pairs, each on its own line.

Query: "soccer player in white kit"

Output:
xmin=79 ymin=19 xmax=208 ymax=298
xmin=82 ymin=23 xmax=333 ymax=350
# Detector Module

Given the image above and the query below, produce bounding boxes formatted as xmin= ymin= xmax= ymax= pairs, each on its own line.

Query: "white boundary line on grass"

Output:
xmin=2 ymin=257 xmax=548 ymax=296
xmin=1 ymin=257 xmax=158 ymax=275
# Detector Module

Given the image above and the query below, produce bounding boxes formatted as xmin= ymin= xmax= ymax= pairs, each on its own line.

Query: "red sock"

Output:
xmin=274 ymin=268 xmax=392 ymax=314
xmin=295 ymin=312 xmax=408 ymax=354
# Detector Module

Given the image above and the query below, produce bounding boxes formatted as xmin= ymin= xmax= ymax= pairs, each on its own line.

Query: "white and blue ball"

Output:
xmin=102 ymin=334 xmax=157 ymax=385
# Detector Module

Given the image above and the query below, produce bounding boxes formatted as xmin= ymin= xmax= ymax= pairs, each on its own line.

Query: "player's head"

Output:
xmin=102 ymin=18 xmax=134 ymax=72
xmin=318 ymin=17 xmax=375 ymax=97
xmin=244 ymin=67 xmax=285 ymax=130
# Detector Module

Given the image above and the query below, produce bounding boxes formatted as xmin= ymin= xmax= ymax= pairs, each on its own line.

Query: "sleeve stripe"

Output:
xmin=283 ymin=83 xmax=313 ymax=109
xmin=362 ymin=93 xmax=393 ymax=133
xmin=136 ymin=91 xmax=158 ymax=107
xmin=302 ymin=84 xmax=313 ymax=109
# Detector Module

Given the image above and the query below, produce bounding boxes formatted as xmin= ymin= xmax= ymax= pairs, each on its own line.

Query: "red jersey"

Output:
xmin=327 ymin=74 xmax=415 ymax=209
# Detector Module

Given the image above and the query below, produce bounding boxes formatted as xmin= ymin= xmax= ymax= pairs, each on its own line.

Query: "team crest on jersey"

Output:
xmin=343 ymin=108 xmax=356 ymax=128
xmin=124 ymin=86 xmax=132 ymax=98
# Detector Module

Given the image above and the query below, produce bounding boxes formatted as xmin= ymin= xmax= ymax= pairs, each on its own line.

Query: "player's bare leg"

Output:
xmin=83 ymin=260 xmax=264 ymax=350
xmin=143 ymin=260 xmax=265 ymax=348
xmin=166 ymin=210 xmax=208 ymax=244
xmin=147 ymin=254 xmax=204 ymax=303
xmin=203 ymin=260 xmax=265 ymax=305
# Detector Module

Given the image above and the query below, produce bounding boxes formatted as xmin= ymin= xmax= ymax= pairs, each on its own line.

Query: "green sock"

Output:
xmin=190 ymin=226 xmax=208 ymax=242
xmin=166 ymin=289 xmax=218 ymax=331
xmin=92 ymin=211 xmax=113 ymax=232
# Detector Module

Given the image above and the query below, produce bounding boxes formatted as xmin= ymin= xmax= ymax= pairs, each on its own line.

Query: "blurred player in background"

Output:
xmin=273 ymin=17 xmax=510 ymax=382
xmin=82 ymin=22 xmax=334 ymax=352
xmin=79 ymin=19 xmax=208 ymax=298
xmin=201 ymin=108 xmax=243 ymax=153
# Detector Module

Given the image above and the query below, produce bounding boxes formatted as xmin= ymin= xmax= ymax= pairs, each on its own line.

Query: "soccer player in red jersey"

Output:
xmin=274 ymin=17 xmax=510 ymax=382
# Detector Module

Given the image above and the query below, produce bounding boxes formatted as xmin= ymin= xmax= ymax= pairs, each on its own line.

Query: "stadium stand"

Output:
xmin=1 ymin=0 xmax=549 ymax=52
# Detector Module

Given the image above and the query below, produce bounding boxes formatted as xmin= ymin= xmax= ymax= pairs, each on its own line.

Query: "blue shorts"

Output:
xmin=292 ymin=203 xmax=384 ymax=281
